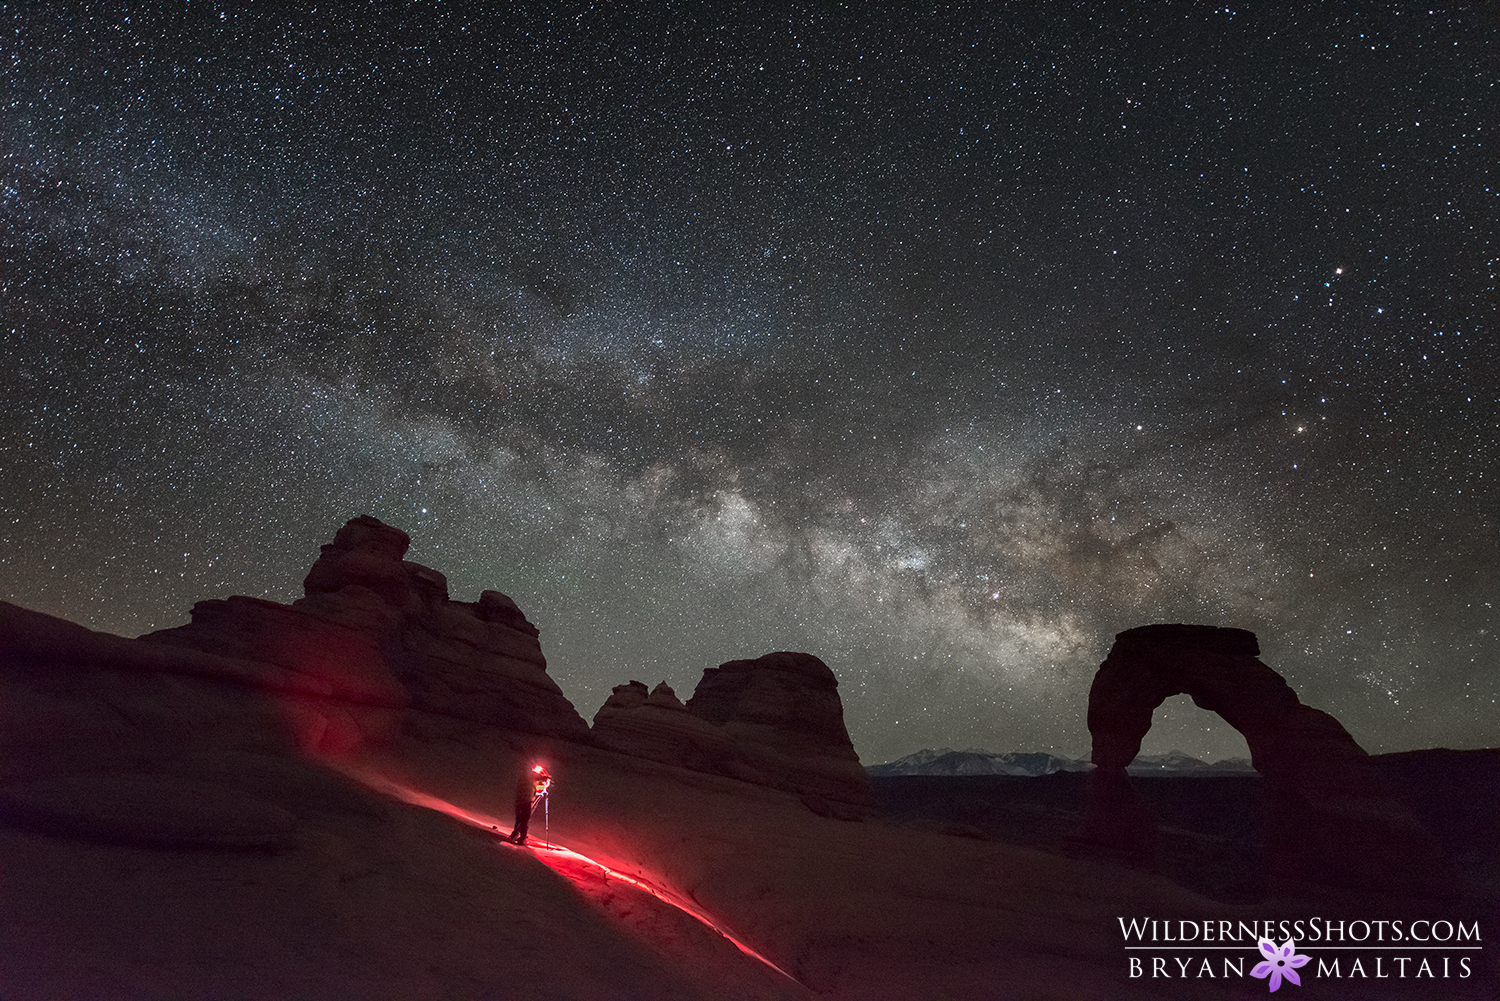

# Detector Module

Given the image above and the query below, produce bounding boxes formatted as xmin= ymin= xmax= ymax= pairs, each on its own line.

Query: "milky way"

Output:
xmin=3 ymin=5 xmax=1495 ymax=763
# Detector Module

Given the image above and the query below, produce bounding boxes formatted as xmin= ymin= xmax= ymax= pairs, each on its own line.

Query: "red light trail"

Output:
xmin=344 ymin=769 xmax=804 ymax=989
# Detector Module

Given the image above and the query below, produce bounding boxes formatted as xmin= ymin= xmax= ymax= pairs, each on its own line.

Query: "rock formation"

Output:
xmin=0 ymin=513 xmax=605 ymax=862
xmin=142 ymin=514 xmax=592 ymax=753
xmin=2 ymin=524 xmax=1495 ymax=999
xmin=2 ymin=514 xmax=876 ymax=826
xmin=0 ymin=595 xmax=757 ymax=1000
xmin=1084 ymin=623 xmax=1448 ymax=897
xmin=592 ymin=653 xmax=875 ymax=818
xmin=592 ymin=679 xmax=725 ymax=764
xmin=0 ymin=516 xmax=859 ymax=999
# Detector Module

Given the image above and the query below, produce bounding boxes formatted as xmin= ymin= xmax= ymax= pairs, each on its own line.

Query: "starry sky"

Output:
xmin=3 ymin=4 xmax=1496 ymax=765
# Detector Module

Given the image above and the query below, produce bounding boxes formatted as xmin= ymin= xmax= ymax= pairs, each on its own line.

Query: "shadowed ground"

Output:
xmin=2 ymin=519 xmax=1495 ymax=999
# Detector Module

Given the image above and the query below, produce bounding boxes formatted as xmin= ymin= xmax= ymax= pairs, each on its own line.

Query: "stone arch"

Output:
xmin=1083 ymin=624 xmax=1445 ymax=898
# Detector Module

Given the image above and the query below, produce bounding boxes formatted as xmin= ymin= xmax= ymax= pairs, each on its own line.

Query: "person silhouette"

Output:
xmin=508 ymin=763 xmax=551 ymax=845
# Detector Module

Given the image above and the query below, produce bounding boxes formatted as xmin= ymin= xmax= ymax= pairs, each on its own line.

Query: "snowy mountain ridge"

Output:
xmin=867 ymin=748 xmax=1256 ymax=777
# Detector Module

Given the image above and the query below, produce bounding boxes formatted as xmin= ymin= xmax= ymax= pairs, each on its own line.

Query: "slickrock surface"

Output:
xmin=3 ymin=522 xmax=1493 ymax=1000
xmin=0 ymin=601 xmax=732 ymax=1001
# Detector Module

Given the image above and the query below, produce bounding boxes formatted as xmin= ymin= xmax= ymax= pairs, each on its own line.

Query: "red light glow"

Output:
xmin=341 ymin=769 xmax=802 ymax=988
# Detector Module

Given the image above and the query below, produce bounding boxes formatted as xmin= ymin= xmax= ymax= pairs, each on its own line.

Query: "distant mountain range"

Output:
xmin=866 ymin=748 xmax=1257 ymax=777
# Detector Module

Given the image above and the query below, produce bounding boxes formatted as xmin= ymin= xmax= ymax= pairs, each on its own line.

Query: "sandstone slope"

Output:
xmin=1 ymin=517 xmax=1493 ymax=1000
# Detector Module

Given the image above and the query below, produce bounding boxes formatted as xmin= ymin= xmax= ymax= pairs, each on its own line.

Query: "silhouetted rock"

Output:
xmin=0 ymin=597 xmax=738 ymax=999
xmin=592 ymin=653 xmax=875 ymax=817
xmin=591 ymin=678 xmax=733 ymax=772
xmin=144 ymin=514 xmax=589 ymax=749
xmin=4 ymin=523 xmax=1497 ymax=999
xmin=0 ymin=519 xmax=824 ymax=1000
xmin=1084 ymin=623 xmax=1449 ymax=897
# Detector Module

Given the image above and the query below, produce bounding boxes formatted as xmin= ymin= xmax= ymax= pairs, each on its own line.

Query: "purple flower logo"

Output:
xmin=1251 ymin=937 xmax=1310 ymax=992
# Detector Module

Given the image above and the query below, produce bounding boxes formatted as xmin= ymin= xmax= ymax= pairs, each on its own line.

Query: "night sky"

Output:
xmin=3 ymin=5 xmax=1496 ymax=765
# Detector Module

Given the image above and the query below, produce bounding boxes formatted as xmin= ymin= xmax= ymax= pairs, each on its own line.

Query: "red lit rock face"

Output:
xmin=3 ymin=521 xmax=1493 ymax=1000
xmin=0 ymin=610 xmax=728 ymax=1001
xmin=1084 ymin=623 xmax=1448 ymax=897
xmin=0 ymin=518 xmax=813 ymax=999
xmin=592 ymin=653 xmax=875 ymax=818
xmin=142 ymin=514 xmax=590 ymax=747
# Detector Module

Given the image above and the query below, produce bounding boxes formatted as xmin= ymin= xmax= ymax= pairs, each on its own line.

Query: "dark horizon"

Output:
xmin=3 ymin=5 xmax=1495 ymax=765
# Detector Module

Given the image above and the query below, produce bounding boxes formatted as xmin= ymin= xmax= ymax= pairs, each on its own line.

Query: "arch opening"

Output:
xmin=1135 ymin=693 xmax=1251 ymax=765
xmin=1083 ymin=623 xmax=1446 ymax=900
